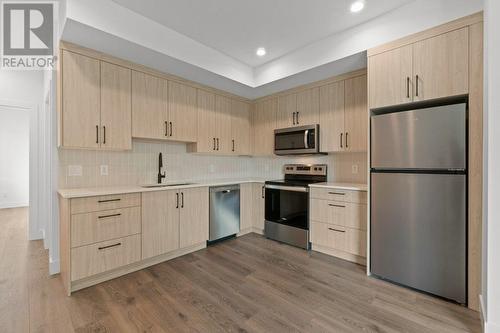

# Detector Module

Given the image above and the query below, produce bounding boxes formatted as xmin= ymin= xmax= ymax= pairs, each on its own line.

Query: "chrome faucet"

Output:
xmin=157 ymin=152 xmax=166 ymax=184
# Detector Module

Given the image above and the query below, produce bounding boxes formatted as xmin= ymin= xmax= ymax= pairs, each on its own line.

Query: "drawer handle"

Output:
xmin=98 ymin=198 xmax=121 ymax=203
xmin=328 ymin=228 xmax=345 ymax=233
xmin=98 ymin=242 xmax=122 ymax=250
xmin=328 ymin=192 xmax=345 ymax=195
xmin=328 ymin=204 xmax=345 ymax=208
xmin=98 ymin=213 xmax=121 ymax=219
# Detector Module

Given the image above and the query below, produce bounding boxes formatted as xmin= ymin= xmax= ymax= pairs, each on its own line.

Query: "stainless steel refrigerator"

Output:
xmin=370 ymin=102 xmax=467 ymax=304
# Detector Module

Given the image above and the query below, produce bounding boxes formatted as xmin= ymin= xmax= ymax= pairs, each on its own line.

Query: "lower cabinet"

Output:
xmin=142 ymin=187 xmax=209 ymax=260
xmin=309 ymin=187 xmax=367 ymax=264
xmin=252 ymin=183 xmax=265 ymax=232
xmin=240 ymin=183 xmax=265 ymax=234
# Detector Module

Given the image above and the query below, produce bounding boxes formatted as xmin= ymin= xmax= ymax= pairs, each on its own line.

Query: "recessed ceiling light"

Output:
xmin=256 ymin=47 xmax=266 ymax=57
xmin=350 ymin=1 xmax=364 ymax=13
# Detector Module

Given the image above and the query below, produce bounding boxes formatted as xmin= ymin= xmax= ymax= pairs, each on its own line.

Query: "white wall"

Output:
xmin=484 ymin=1 xmax=500 ymax=332
xmin=0 ymin=108 xmax=30 ymax=208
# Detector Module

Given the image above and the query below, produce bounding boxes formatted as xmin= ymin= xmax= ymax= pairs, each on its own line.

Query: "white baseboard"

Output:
xmin=29 ymin=229 xmax=43 ymax=241
xmin=0 ymin=202 xmax=28 ymax=209
xmin=49 ymin=257 xmax=60 ymax=275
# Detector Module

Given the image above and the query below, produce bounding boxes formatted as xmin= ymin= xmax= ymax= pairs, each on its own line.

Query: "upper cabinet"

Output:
xmin=253 ymin=98 xmax=277 ymax=156
xmin=277 ymin=88 xmax=319 ymax=128
xmin=215 ymin=95 xmax=233 ymax=154
xmin=277 ymin=93 xmax=297 ymax=128
xmin=168 ymin=81 xmax=198 ymax=142
xmin=60 ymin=50 xmax=131 ymax=150
xmin=369 ymin=28 xmax=469 ymax=109
xmin=319 ymin=75 xmax=367 ymax=153
xmin=231 ymin=99 xmax=252 ymax=155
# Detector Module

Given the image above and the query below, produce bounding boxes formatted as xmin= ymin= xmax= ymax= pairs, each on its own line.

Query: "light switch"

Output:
xmin=68 ymin=165 xmax=82 ymax=177
xmin=100 ymin=165 xmax=109 ymax=176
xmin=352 ymin=164 xmax=359 ymax=174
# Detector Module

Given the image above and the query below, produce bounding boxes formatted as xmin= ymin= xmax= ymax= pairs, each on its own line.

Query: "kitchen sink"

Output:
xmin=141 ymin=183 xmax=193 ymax=188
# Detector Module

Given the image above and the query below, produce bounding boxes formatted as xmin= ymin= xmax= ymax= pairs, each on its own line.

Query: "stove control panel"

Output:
xmin=284 ymin=164 xmax=327 ymax=176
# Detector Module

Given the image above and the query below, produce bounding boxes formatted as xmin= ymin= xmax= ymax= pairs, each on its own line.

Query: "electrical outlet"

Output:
xmin=68 ymin=165 xmax=82 ymax=177
xmin=100 ymin=165 xmax=109 ymax=176
xmin=352 ymin=164 xmax=359 ymax=175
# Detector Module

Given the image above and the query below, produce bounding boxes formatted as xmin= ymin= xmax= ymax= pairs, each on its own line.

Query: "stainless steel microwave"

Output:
xmin=274 ymin=124 xmax=322 ymax=155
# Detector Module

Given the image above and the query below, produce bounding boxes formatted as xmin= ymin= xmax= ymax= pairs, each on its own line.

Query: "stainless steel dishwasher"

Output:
xmin=209 ymin=185 xmax=240 ymax=242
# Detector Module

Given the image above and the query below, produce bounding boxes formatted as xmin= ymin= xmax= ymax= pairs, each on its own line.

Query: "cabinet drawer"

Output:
xmin=71 ymin=234 xmax=141 ymax=281
xmin=310 ymin=188 xmax=367 ymax=204
xmin=310 ymin=221 xmax=346 ymax=251
xmin=346 ymin=228 xmax=367 ymax=257
xmin=310 ymin=199 xmax=367 ymax=230
xmin=71 ymin=207 xmax=141 ymax=248
xmin=71 ymin=193 xmax=141 ymax=214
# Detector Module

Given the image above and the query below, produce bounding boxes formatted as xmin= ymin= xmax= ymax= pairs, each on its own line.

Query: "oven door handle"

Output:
xmin=265 ymin=184 xmax=309 ymax=192
xmin=304 ymin=129 xmax=309 ymax=149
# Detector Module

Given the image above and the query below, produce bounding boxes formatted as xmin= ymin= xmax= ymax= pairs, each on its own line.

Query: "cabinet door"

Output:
xmin=231 ymin=99 xmax=252 ymax=155
xmin=61 ymin=50 xmax=100 ymax=149
xmin=240 ymin=183 xmax=253 ymax=231
xmin=132 ymin=71 xmax=168 ymax=140
xmin=142 ymin=190 xmax=179 ymax=259
xmin=344 ymin=75 xmax=368 ymax=152
xmin=252 ymin=183 xmax=265 ymax=231
xmin=196 ymin=89 xmax=217 ymax=153
xmin=368 ymin=45 xmax=413 ymax=109
xmin=100 ymin=62 xmax=132 ymax=150
xmin=413 ymin=27 xmax=469 ymax=102
xmin=277 ymin=93 xmax=296 ymax=128
xmin=253 ymin=98 xmax=277 ymax=156
xmin=319 ymin=81 xmax=345 ymax=152
xmin=296 ymin=87 xmax=319 ymax=126
xmin=215 ymin=95 xmax=233 ymax=154
xmin=168 ymin=81 xmax=198 ymax=142
xmin=179 ymin=187 xmax=209 ymax=248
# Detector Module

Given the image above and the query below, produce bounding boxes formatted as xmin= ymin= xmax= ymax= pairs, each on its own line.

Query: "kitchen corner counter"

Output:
xmin=308 ymin=182 xmax=368 ymax=192
xmin=58 ymin=178 xmax=267 ymax=199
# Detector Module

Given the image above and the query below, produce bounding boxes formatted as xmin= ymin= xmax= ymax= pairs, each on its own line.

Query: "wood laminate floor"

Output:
xmin=0 ymin=207 xmax=481 ymax=332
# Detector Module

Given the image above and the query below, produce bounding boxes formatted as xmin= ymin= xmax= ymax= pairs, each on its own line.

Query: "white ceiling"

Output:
xmin=111 ymin=0 xmax=414 ymax=67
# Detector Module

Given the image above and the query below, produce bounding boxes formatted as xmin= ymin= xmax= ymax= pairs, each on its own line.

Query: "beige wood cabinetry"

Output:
xmin=142 ymin=187 xmax=209 ymax=259
xmin=252 ymin=183 xmax=265 ymax=233
xmin=194 ymin=89 xmax=217 ymax=153
xmin=277 ymin=93 xmax=297 ymax=128
xmin=168 ymin=81 xmax=198 ymax=142
xmin=100 ymin=62 xmax=132 ymax=150
xmin=319 ymin=74 xmax=367 ymax=152
xmin=61 ymin=50 xmax=131 ymax=150
xmin=179 ymin=187 xmax=209 ymax=248
xmin=131 ymin=71 xmax=168 ymax=140
xmin=310 ymin=187 xmax=367 ymax=264
xmin=231 ymin=99 xmax=252 ymax=155
xmin=296 ymin=88 xmax=320 ymax=126
xmin=240 ymin=183 xmax=254 ymax=232
xmin=215 ymin=95 xmax=233 ymax=154
xmin=369 ymin=28 xmax=469 ymax=109
xmin=253 ymin=98 xmax=277 ymax=156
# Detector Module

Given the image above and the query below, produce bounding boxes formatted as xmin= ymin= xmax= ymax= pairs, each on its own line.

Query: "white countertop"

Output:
xmin=308 ymin=182 xmax=368 ymax=192
xmin=58 ymin=178 xmax=267 ymax=199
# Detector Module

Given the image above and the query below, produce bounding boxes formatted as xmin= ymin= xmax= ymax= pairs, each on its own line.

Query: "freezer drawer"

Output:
xmin=371 ymin=172 xmax=466 ymax=303
xmin=371 ymin=103 xmax=466 ymax=170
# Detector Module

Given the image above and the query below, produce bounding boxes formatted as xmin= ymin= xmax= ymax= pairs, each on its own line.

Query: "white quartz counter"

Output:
xmin=308 ymin=182 xmax=368 ymax=192
xmin=58 ymin=178 xmax=267 ymax=199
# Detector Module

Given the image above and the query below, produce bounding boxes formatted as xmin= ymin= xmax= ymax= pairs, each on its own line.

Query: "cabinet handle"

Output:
xmin=328 ymin=228 xmax=345 ymax=233
xmin=216 ymin=138 xmax=219 ymax=151
xmin=296 ymin=112 xmax=299 ymax=124
xmin=406 ymin=77 xmax=410 ymax=98
xmin=98 ymin=242 xmax=122 ymax=250
xmin=103 ymin=126 xmax=106 ymax=144
xmin=328 ymin=192 xmax=345 ymax=196
xmin=181 ymin=192 xmax=184 ymax=208
xmin=292 ymin=112 xmax=296 ymax=125
xmin=98 ymin=198 xmax=121 ymax=203
xmin=98 ymin=213 xmax=121 ymax=219
xmin=96 ymin=125 xmax=99 ymax=144
xmin=340 ymin=133 xmax=343 ymax=148
xmin=328 ymin=204 xmax=345 ymax=208
xmin=345 ymin=132 xmax=348 ymax=149
xmin=176 ymin=192 xmax=179 ymax=208
xmin=261 ymin=186 xmax=265 ymax=198
xmin=415 ymin=74 xmax=419 ymax=97
xmin=232 ymin=139 xmax=235 ymax=152
xmin=170 ymin=122 xmax=173 ymax=137
xmin=165 ymin=121 xmax=168 ymax=136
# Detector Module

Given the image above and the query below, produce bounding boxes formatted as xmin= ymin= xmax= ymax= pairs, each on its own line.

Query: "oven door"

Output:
xmin=274 ymin=125 xmax=318 ymax=155
xmin=265 ymin=185 xmax=308 ymax=230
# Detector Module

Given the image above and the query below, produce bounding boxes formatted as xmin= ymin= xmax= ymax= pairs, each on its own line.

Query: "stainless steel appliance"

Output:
xmin=265 ymin=164 xmax=327 ymax=249
xmin=209 ymin=185 xmax=240 ymax=242
xmin=370 ymin=102 xmax=467 ymax=304
xmin=274 ymin=124 xmax=322 ymax=155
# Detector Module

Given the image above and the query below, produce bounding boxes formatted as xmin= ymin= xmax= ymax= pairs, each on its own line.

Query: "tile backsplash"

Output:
xmin=58 ymin=141 xmax=367 ymax=189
